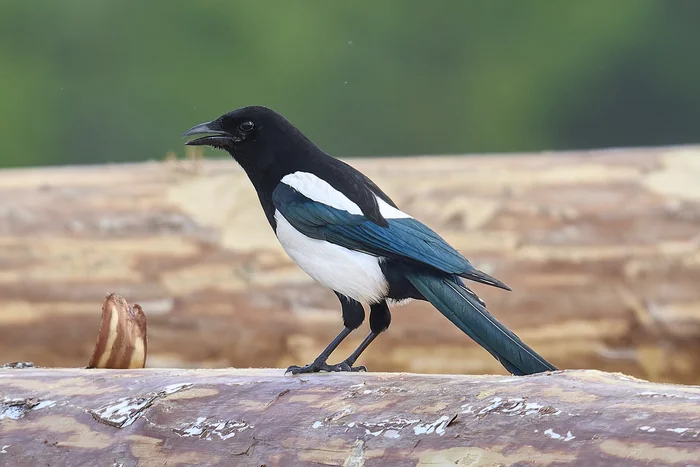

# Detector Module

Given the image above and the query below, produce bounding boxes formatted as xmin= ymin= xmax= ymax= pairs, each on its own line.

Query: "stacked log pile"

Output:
xmin=0 ymin=146 xmax=699 ymax=382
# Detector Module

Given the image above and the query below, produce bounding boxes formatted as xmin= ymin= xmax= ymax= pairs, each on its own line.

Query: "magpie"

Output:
xmin=183 ymin=106 xmax=557 ymax=376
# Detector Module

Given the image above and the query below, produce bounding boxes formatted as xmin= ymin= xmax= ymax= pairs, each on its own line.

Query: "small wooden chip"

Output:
xmin=87 ymin=293 xmax=147 ymax=369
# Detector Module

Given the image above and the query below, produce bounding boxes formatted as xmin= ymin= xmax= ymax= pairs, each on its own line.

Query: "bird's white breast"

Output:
xmin=275 ymin=212 xmax=388 ymax=304
xmin=273 ymin=171 xmax=413 ymax=304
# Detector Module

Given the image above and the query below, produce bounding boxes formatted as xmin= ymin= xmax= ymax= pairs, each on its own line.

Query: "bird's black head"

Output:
xmin=182 ymin=106 xmax=317 ymax=175
xmin=183 ymin=105 xmax=272 ymax=150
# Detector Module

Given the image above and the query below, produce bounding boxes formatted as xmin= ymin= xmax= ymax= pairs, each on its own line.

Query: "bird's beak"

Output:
xmin=182 ymin=120 xmax=235 ymax=146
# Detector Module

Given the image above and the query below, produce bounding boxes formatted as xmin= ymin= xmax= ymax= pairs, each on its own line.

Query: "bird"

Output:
xmin=183 ymin=105 xmax=557 ymax=376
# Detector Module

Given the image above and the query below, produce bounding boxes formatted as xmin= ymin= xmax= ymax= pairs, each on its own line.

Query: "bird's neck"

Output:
xmin=230 ymin=143 xmax=327 ymax=230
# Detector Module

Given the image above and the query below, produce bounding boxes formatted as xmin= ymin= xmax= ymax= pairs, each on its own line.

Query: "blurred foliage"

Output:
xmin=0 ymin=0 xmax=699 ymax=168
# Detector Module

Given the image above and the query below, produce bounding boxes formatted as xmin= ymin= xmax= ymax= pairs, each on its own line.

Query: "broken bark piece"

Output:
xmin=0 ymin=368 xmax=699 ymax=466
xmin=1 ymin=362 xmax=34 ymax=369
xmin=87 ymin=294 xmax=147 ymax=369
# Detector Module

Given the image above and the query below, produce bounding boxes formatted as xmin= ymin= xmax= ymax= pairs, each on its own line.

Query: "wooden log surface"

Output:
xmin=1 ymin=146 xmax=700 ymax=382
xmin=1 ymin=368 xmax=700 ymax=466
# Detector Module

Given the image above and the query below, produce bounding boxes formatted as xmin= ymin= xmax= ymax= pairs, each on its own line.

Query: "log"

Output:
xmin=1 ymin=146 xmax=700 ymax=382
xmin=1 ymin=368 xmax=699 ymax=466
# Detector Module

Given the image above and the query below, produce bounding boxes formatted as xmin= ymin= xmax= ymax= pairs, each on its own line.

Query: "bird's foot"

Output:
xmin=285 ymin=359 xmax=367 ymax=375
xmin=285 ymin=358 xmax=332 ymax=375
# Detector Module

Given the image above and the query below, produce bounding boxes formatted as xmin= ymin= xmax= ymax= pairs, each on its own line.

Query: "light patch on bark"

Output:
xmin=174 ymin=417 xmax=253 ymax=440
xmin=342 ymin=439 xmax=366 ymax=467
xmin=349 ymin=417 xmax=420 ymax=438
xmin=90 ymin=383 xmax=194 ymax=428
xmin=1 ymin=397 xmax=55 ymax=420
xmin=413 ymin=415 xmax=453 ymax=436
xmin=476 ymin=397 xmax=561 ymax=417
xmin=543 ymin=428 xmax=575 ymax=441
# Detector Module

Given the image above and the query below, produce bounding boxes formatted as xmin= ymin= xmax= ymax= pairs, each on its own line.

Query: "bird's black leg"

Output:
xmin=285 ymin=327 xmax=353 ymax=375
xmin=286 ymin=292 xmax=365 ymax=375
xmin=333 ymin=300 xmax=391 ymax=372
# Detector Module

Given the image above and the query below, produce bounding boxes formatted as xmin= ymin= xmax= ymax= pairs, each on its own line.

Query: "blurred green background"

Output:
xmin=1 ymin=0 xmax=699 ymax=168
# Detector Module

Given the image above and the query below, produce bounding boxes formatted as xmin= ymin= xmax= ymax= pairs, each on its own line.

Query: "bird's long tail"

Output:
xmin=404 ymin=271 xmax=556 ymax=375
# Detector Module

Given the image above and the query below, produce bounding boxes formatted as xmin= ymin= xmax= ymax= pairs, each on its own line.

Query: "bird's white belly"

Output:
xmin=274 ymin=211 xmax=388 ymax=304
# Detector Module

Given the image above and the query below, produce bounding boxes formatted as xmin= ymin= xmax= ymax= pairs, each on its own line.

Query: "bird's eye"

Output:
xmin=239 ymin=121 xmax=255 ymax=132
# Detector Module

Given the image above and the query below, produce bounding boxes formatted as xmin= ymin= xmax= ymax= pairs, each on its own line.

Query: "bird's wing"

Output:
xmin=272 ymin=183 xmax=510 ymax=290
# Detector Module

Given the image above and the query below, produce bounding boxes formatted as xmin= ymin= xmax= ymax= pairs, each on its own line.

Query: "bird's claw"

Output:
xmin=285 ymin=360 xmax=367 ymax=375
xmin=334 ymin=361 xmax=367 ymax=372
xmin=285 ymin=364 xmax=318 ymax=375
xmin=285 ymin=359 xmax=332 ymax=375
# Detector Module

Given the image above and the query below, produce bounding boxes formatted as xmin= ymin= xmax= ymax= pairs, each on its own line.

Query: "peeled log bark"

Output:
xmin=1 ymin=368 xmax=700 ymax=466
xmin=1 ymin=147 xmax=700 ymax=382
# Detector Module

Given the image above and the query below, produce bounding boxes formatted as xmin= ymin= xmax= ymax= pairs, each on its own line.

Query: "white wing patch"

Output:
xmin=377 ymin=198 xmax=412 ymax=219
xmin=281 ymin=172 xmax=362 ymax=214
xmin=281 ymin=171 xmax=412 ymax=219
